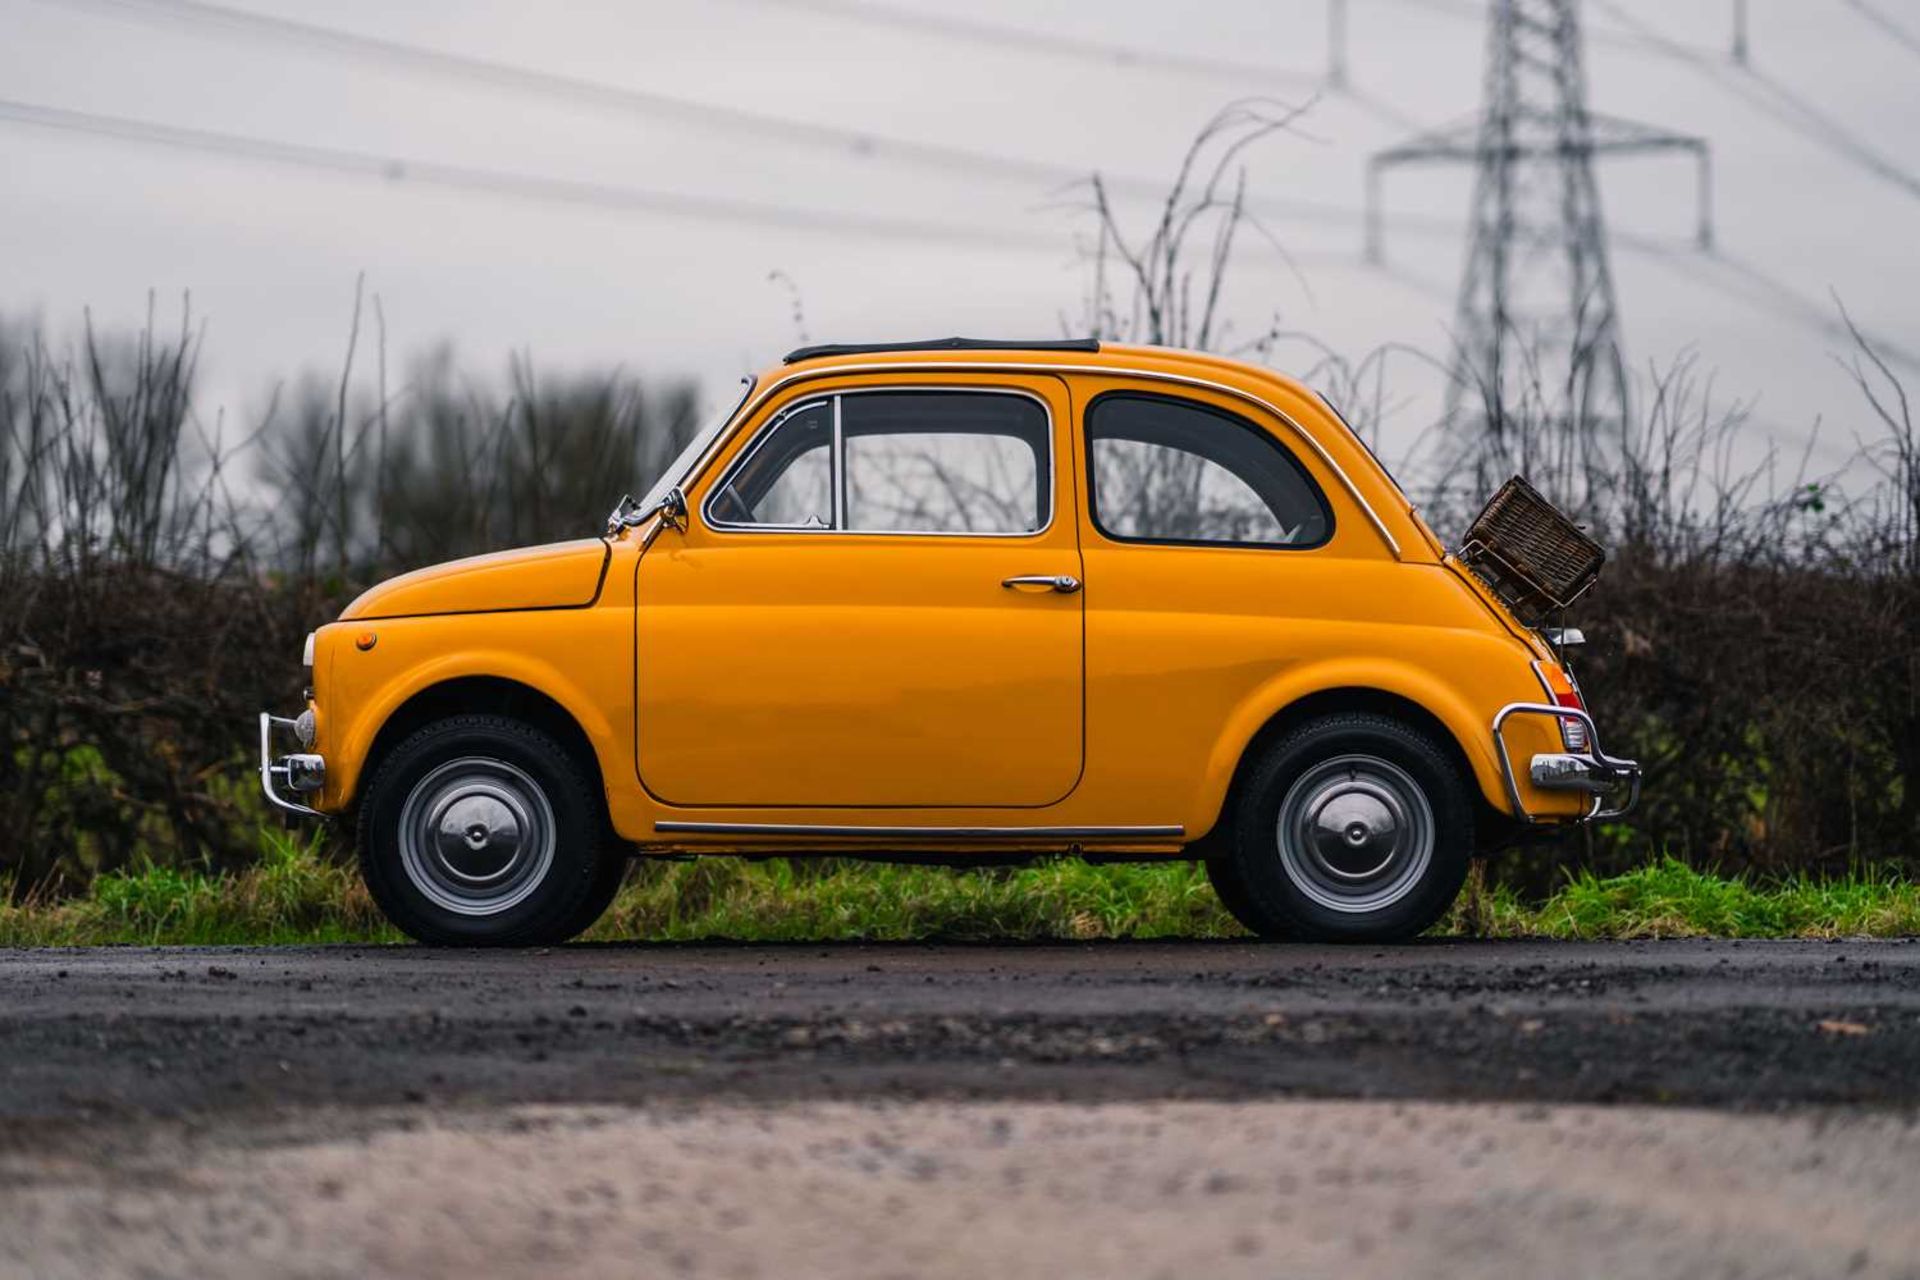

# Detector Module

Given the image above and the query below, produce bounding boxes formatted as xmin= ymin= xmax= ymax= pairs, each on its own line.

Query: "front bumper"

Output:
xmin=259 ymin=711 xmax=326 ymax=818
xmin=1493 ymin=702 xmax=1641 ymax=823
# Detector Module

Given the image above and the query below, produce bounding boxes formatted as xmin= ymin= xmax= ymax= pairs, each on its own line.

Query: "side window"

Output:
xmin=708 ymin=400 xmax=833 ymax=528
xmin=706 ymin=390 xmax=1050 ymax=535
xmin=842 ymin=392 xmax=1047 ymax=534
xmin=1086 ymin=393 xmax=1332 ymax=547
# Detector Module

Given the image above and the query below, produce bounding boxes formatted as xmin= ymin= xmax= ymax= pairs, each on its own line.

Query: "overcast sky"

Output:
xmin=4 ymin=0 xmax=1917 ymax=483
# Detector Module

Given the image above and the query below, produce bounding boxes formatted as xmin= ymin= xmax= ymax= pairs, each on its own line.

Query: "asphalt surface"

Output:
xmin=4 ymin=937 xmax=1919 ymax=1117
xmin=6 ymin=940 xmax=1920 ymax=1279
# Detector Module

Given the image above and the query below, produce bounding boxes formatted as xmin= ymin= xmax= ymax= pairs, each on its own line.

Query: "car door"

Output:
xmin=635 ymin=375 xmax=1084 ymax=809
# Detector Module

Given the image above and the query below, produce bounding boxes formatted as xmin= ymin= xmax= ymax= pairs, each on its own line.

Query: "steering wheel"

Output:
xmin=711 ymin=487 xmax=755 ymax=524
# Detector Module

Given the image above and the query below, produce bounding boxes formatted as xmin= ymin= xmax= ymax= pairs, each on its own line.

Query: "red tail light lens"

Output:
xmin=1534 ymin=662 xmax=1590 ymax=752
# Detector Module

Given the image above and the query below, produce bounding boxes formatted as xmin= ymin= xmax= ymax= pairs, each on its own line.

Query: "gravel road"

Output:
xmin=4 ymin=939 xmax=1918 ymax=1278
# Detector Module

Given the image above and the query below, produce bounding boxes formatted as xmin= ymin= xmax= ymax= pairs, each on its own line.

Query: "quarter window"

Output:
xmin=707 ymin=400 xmax=832 ymax=528
xmin=1086 ymin=393 xmax=1331 ymax=547
xmin=707 ymin=390 xmax=1050 ymax=535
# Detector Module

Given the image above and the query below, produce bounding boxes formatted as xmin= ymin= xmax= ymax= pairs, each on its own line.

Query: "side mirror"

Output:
xmin=659 ymin=486 xmax=688 ymax=532
xmin=605 ymin=494 xmax=643 ymax=536
xmin=606 ymin=485 xmax=689 ymax=537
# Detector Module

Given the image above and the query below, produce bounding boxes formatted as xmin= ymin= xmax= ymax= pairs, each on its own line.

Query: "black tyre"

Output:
xmin=1203 ymin=854 xmax=1260 ymax=930
xmin=357 ymin=714 xmax=621 ymax=946
xmin=1215 ymin=713 xmax=1473 ymax=943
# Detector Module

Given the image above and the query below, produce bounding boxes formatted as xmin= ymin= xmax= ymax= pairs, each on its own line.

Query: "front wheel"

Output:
xmin=1211 ymin=713 xmax=1473 ymax=942
xmin=357 ymin=714 xmax=622 ymax=946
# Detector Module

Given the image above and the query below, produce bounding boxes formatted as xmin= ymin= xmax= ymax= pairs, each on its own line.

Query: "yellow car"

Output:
xmin=261 ymin=338 xmax=1638 ymax=946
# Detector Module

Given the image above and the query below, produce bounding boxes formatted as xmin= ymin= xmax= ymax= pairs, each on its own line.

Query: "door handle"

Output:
xmin=1002 ymin=574 xmax=1081 ymax=594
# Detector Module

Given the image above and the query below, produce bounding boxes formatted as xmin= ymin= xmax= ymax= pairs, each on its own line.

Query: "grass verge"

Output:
xmin=2 ymin=838 xmax=1916 ymax=947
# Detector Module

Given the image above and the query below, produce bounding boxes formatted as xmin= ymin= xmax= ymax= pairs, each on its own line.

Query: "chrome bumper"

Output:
xmin=1492 ymin=702 xmax=1641 ymax=824
xmin=258 ymin=711 xmax=326 ymax=818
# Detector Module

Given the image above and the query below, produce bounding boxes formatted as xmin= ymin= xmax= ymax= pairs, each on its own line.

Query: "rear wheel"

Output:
xmin=1214 ymin=713 xmax=1473 ymax=942
xmin=358 ymin=714 xmax=622 ymax=946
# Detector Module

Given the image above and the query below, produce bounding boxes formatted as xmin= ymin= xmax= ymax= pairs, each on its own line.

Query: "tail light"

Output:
xmin=1533 ymin=661 xmax=1590 ymax=752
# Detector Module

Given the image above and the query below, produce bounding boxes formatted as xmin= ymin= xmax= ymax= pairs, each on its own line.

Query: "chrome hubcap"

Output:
xmin=1277 ymin=755 xmax=1433 ymax=914
xmin=398 ymin=758 xmax=555 ymax=916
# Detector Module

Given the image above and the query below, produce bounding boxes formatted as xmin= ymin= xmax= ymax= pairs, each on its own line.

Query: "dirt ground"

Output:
xmin=2 ymin=939 xmax=1917 ymax=1277
xmin=5 ymin=1100 xmax=1918 ymax=1280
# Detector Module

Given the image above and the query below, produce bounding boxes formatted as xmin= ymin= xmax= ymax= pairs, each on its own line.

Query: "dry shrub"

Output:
xmin=0 ymin=299 xmax=697 ymax=892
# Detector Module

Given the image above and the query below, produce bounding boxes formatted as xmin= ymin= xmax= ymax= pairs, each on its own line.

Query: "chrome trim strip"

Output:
xmin=700 ymin=385 xmax=1057 ymax=539
xmin=654 ymin=821 xmax=1185 ymax=840
xmin=671 ymin=360 xmax=1403 ymax=560
xmin=831 ymin=391 xmax=847 ymax=529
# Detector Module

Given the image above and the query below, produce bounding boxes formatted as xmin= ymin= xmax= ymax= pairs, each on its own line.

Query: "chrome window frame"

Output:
xmin=703 ymin=396 xmax=837 ymax=532
xmin=1082 ymin=388 xmax=1336 ymax=552
xmin=700 ymin=384 xmax=1058 ymax=539
xmin=675 ymin=361 xmax=1402 ymax=560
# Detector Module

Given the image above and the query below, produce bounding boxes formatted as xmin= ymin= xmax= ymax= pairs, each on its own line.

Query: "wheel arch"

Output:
xmin=355 ymin=676 xmax=610 ymax=823
xmin=1191 ymin=682 xmax=1505 ymax=853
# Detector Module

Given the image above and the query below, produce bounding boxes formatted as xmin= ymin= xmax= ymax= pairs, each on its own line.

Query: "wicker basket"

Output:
xmin=1458 ymin=476 xmax=1604 ymax=623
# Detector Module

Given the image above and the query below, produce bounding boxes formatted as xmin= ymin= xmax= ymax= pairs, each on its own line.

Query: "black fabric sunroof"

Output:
xmin=783 ymin=337 xmax=1100 ymax=364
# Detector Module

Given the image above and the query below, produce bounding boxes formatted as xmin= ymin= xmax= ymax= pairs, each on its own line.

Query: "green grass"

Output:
xmin=2 ymin=839 xmax=1916 ymax=947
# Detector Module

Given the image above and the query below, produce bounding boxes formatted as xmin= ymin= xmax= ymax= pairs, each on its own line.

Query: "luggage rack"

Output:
xmin=1458 ymin=475 xmax=1604 ymax=625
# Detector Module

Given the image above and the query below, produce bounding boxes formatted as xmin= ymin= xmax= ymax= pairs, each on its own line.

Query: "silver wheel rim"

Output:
xmin=1276 ymin=754 xmax=1434 ymax=915
xmin=397 ymin=757 xmax=556 ymax=917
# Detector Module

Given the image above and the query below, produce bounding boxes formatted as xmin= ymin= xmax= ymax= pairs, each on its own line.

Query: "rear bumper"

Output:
xmin=258 ymin=711 xmax=327 ymax=818
xmin=1493 ymin=702 xmax=1640 ymax=824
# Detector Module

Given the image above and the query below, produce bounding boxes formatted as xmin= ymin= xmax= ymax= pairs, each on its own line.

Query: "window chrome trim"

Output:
xmin=1083 ymin=388 xmax=1336 ymax=552
xmin=699 ymin=384 xmax=1058 ymax=539
xmin=654 ymin=821 xmax=1184 ymax=840
xmin=678 ymin=361 xmax=1403 ymax=559
xmin=703 ymin=395 xmax=835 ymax=532
xmin=831 ymin=393 xmax=847 ymax=529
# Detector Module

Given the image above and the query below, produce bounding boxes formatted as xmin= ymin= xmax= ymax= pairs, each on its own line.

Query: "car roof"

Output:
xmin=783 ymin=337 xmax=1100 ymax=363
xmin=772 ymin=337 xmax=1313 ymax=404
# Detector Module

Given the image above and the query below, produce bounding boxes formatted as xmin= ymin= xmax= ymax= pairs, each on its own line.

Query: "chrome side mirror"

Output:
xmin=659 ymin=486 xmax=688 ymax=532
xmin=605 ymin=494 xmax=644 ymax=536
xmin=606 ymin=485 xmax=689 ymax=537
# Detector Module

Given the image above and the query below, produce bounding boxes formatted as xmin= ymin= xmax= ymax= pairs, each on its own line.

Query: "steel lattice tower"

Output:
xmin=1367 ymin=0 xmax=1711 ymax=501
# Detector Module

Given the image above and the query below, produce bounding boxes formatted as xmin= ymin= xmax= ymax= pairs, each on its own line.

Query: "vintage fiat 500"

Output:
xmin=261 ymin=337 xmax=1638 ymax=946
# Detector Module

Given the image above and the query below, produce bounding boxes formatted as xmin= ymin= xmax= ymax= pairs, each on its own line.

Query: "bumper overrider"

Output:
xmin=259 ymin=710 xmax=326 ymax=818
xmin=1492 ymin=702 xmax=1641 ymax=823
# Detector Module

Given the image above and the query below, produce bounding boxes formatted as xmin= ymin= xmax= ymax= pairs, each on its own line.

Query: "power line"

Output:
xmin=1587 ymin=0 xmax=1920 ymax=203
xmin=1380 ymin=0 xmax=1741 ymax=66
xmin=0 ymin=95 xmax=1067 ymax=250
xmin=1630 ymin=238 xmax=1920 ymax=376
xmin=1838 ymin=0 xmax=1920 ymax=63
xmin=725 ymin=0 xmax=1427 ymax=134
xmin=51 ymin=0 xmax=1098 ymax=191
xmin=16 ymin=5 xmax=1904 ymax=404
xmin=724 ymin=0 xmax=1323 ymax=85
xmin=0 ymin=94 xmax=1380 ymax=272
xmin=53 ymin=0 xmax=1402 ymax=234
xmin=1383 ymin=0 xmax=1920 ymax=202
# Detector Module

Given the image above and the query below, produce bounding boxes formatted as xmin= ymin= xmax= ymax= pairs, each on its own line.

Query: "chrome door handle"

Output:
xmin=1001 ymin=574 xmax=1081 ymax=594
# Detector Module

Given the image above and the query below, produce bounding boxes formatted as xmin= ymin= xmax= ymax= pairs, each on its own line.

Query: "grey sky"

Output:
xmin=4 ymin=0 xmax=1916 ymax=483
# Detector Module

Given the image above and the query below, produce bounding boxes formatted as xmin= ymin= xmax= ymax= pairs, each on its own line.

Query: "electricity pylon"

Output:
xmin=1366 ymin=0 xmax=1712 ymax=501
